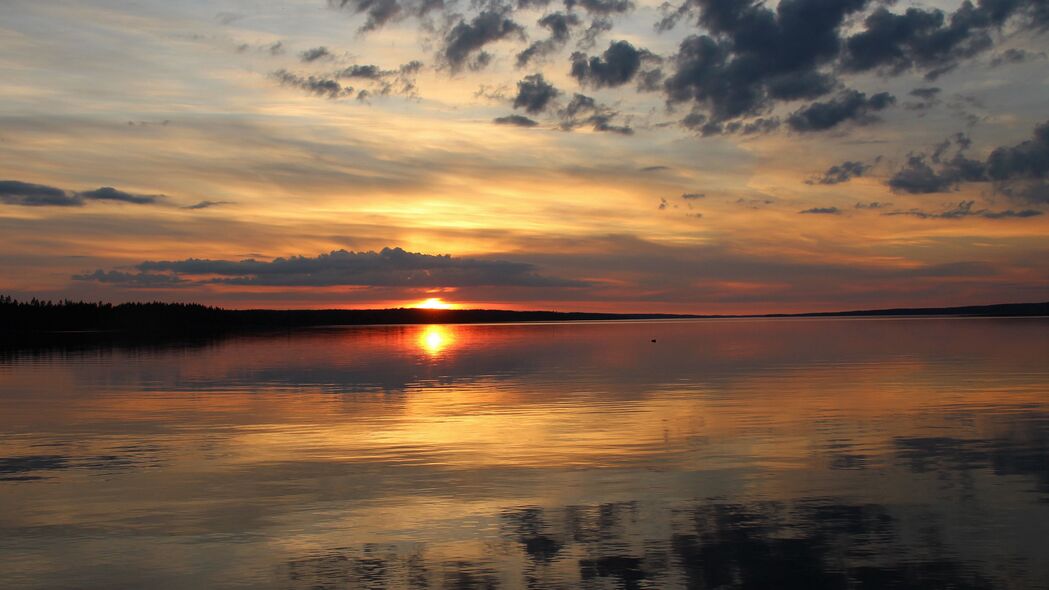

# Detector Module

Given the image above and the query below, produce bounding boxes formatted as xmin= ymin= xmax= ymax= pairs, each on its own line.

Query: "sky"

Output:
xmin=0 ymin=0 xmax=1047 ymax=313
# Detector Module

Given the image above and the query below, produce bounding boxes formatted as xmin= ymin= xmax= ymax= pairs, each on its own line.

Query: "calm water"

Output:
xmin=1 ymin=318 xmax=1048 ymax=589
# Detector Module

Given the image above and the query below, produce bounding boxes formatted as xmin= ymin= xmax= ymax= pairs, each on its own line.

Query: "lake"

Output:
xmin=1 ymin=318 xmax=1047 ymax=589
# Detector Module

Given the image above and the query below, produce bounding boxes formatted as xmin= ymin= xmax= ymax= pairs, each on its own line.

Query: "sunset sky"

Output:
xmin=1 ymin=0 xmax=1046 ymax=312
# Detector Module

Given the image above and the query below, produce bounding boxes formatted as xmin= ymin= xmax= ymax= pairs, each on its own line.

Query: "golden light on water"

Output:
xmin=418 ymin=325 xmax=454 ymax=356
xmin=414 ymin=297 xmax=458 ymax=310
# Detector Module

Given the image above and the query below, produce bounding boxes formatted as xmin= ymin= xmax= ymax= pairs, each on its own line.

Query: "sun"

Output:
xmin=413 ymin=297 xmax=458 ymax=310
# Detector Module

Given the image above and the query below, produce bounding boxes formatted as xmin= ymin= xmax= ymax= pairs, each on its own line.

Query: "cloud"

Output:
xmin=659 ymin=0 xmax=1042 ymax=131
xmin=904 ymin=86 xmax=942 ymax=112
xmin=440 ymin=9 xmax=525 ymax=72
xmin=300 ymin=46 xmax=333 ymax=62
xmin=693 ymin=117 xmax=782 ymax=136
xmin=806 ymin=160 xmax=873 ymax=185
xmin=77 ymin=187 xmax=163 ymax=205
xmin=557 ymin=93 xmax=633 ymax=134
xmin=842 ymin=1 xmax=1044 ymax=80
xmin=271 ymin=69 xmax=353 ymax=99
xmin=799 ymin=206 xmax=841 ymax=214
xmin=560 ymin=93 xmax=597 ymax=118
xmin=884 ymin=200 xmax=1043 ymax=220
xmin=493 ymin=114 xmax=539 ymax=127
xmin=587 ymin=112 xmax=633 ymax=135
xmin=1 ymin=181 xmax=168 ymax=207
xmin=77 ymin=248 xmax=585 ymax=288
xmin=328 ymin=0 xmax=444 ymax=33
xmin=184 ymin=200 xmax=234 ymax=210
xmin=855 ymin=201 xmax=891 ymax=209
xmin=0 ymin=180 xmax=82 ymax=207
xmin=337 ymin=60 xmax=423 ymax=96
xmin=516 ymin=12 xmax=581 ymax=67
xmin=662 ymin=0 xmax=867 ymax=126
xmin=570 ymin=40 xmax=653 ymax=88
xmin=986 ymin=120 xmax=1049 ymax=203
xmin=681 ymin=193 xmax=704 ymax=200
xmin=563 ymin=0 xmax=634 ymax=15
xmin=887 ymin=122 xmax=1049 ymax=203
xmin=909 ymin=87 xmax=941 ymax=100
xmin=71 ymin=270 xmax=187 ymax=286
xmin=888 ymin=153 xmax=983 ymax=194
xmin=576 ymin=17 xmax=612 ymax=50
xmin=787 ymin=90 xmax=895 ymax=132
xmin=989 ymin=48 xmax=1047 ymax=67
xmin=512 ymin=73 xmax=559 ymax=114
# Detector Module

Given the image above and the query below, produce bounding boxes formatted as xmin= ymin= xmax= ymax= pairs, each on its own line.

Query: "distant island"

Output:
xmin=1 ymin=295 xmax=1046 ymax=339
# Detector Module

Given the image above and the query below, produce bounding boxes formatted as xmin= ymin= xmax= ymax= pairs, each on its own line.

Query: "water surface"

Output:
xmin=1 ymin=318 xmax=1048 ymax=589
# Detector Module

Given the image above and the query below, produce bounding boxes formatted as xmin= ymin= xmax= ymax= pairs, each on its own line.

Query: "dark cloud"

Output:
xmin=512 ymin=73 xmax=560 ymax=114
xmin=576 ymin=17 xmax=612 ymax=50
xmin=494 ymin=114 xmax=539 ymax=127
xmin=681 ymin=193 xmax=704 ymax=200
xmin=662 ymin=0 xmax=868 ymax=126
xmin=0 ymin=180 xmax=81 ymax=207
xmin=721 ymin=116 xmax=780 ymax=135
xmin=570 ymin=40 xmax=654 ymax=88
xmin=77 ymin=187 xmax=162 ymax=205
xmin=587 ymin=112 xmax=633 ymax=135
xmin=806 ymin=160 xmax=873 ymax=185
xmin=799 ymin=206 xmax=841 ymax=214
xmin=636 ymin=68 xmax=664 ymax=91
xmin=841 ymin=0 xmax=1047 ymax=80
xmin=884 ymin=200 xmax=1043 ymax=220
xmin=986 ymin=120 xmax=1049 ymax=203
xmin=268 ymin=41 xmax=285 ymax=55
xmin=888 ymin=153 xmax=982 ymax=194
xmin=271 ymin=69 xmax=353 ymax=99
xmin=980 ymin=208 xmax=1044 ymax=218
xmin=184 ymin=200 xmax=235 ymax=210
xmin=660 ymin=0 xmax=1041 ymax=131
xmin=855 ymin=201 xmax=891 ymax=209
xmin=441 ymin=9 xmax=525 ymax=72
xmin=78 ymin=248 xmax=584 ymax=288
xmin=563 ymin=0 xmax=634 ymax=15
xmin=904 ymin=86 xmax=941 ymax=112
xmin=475 ymin=83 xmax=510 ymax=100
xmin=557 ymin=93 xmax=633 ymax=134
xmin=341 ymin=64 xmax=384 ymax=79
xmin=516 ymin=12 xmax=581 ymax=67
xmin=888 ymin=122 xmax=1049 ymax=203
xmin=560 ymin=93 xmax=596 ymax=118
xmin=640 ymin=165 xmax=670 ymax=172
xmin=328 ymin=0 xmax=444 ymax=33
xmin=337 ymin=61 xmax=423 ymax=96
xmin=300 ymin=46 xmax=333 ymax=62
xmin=787 ymin=90 xmax=895 ymax=132
xmin=909 ymin=87 xmax=941 ymax=100
xmin=1 ymin=181 xmax=165 ymax=207
xmin=990 ymin=48 xmax=1047 ymax=67
xmin=71 ymin=270 xmax=187 ymax=286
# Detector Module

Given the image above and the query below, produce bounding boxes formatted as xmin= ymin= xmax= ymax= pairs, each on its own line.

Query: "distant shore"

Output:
xmin=1 ymin=296 xmax=1046 ymax=340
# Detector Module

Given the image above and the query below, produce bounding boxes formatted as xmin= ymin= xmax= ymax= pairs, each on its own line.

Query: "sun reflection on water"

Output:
xmin=418 ymin=325 xmax=454 ymax=356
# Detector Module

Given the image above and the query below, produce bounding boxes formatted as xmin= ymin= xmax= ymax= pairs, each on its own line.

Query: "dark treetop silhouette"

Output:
xmin=1 ymin=295 xmax=1045 ymax=338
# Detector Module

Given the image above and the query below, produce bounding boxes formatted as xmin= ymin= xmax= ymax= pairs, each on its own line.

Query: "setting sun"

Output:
xmin=413 ymin=297 xmax=458 ymax=310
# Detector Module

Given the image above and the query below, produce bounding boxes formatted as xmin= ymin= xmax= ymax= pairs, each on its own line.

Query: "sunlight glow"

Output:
xmin=414 ymin=297 xmax=458 ymax=310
